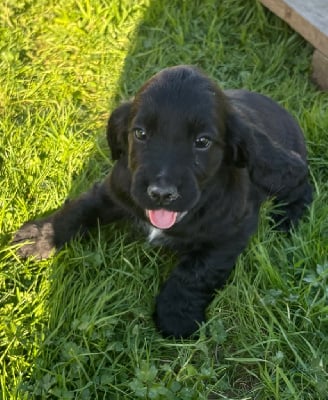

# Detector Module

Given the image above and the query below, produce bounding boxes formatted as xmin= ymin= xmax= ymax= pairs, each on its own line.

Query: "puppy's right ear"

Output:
xmin=106 ymin=101 xmax=132 ymax=160
xmin=226 ymin=108 xmax=308 ymax=195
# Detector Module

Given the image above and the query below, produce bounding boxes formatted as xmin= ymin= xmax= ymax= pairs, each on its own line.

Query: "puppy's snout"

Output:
xmin=147 ymin=184 xmax=179 ymax=206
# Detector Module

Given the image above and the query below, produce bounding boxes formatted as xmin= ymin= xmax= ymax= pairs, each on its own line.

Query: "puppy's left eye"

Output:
xmin=134 ymin=128 xmax=147 ymax=142
xmin=194 ymin=136 xmax=212 ymax=149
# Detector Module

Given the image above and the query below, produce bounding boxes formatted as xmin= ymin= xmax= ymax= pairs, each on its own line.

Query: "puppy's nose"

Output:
xmin=147 ymin=184 xmax=179 ymax=205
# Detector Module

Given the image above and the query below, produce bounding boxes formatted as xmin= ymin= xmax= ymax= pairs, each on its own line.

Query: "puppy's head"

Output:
xmin=107 ymin=66 xmax=228 ymax=229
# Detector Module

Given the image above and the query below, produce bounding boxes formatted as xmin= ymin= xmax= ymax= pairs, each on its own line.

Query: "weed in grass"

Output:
xmin=1 ymin=0 xmax=328 ymax=399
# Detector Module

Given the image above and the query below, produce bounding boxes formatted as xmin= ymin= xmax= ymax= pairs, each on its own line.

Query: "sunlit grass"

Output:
xmin=1 ymin=0 xmax=328 ymax=398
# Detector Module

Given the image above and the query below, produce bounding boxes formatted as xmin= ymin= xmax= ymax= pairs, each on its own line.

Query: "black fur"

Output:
xmin=13 ymin=66 xmax=312 ymax=338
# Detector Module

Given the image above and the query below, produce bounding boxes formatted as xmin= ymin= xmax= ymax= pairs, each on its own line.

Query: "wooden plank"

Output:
xmin=312 ymin=49 xmax=328 ymax=90
xmin=286 ymin=0 xmax=328 ymax=36
xmin=260 ymin=0 xmax=328 ymax=56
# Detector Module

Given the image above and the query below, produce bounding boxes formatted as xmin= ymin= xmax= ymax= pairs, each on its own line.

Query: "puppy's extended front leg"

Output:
xmin=154 ymin=250 xmax=238 ymax=338
xmin=12 ymin=176 xmax=126 ymax=260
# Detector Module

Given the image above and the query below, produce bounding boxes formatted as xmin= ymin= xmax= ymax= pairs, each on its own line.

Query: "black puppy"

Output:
xmin=13 ymin=65 xmax=312 ymax=338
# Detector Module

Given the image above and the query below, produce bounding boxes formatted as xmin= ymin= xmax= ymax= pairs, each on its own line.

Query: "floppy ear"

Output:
xmin=106 ymin=101 xmax=132 ymax=160
xmin=226 ymin=110 xmax=308 ymax=195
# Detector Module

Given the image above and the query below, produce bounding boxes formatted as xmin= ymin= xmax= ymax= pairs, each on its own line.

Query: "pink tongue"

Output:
xmin=147 ymin=209 xmax=178 ymax=229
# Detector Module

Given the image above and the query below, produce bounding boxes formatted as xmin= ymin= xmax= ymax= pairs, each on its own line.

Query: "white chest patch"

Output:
xmin=147 ymin=226 xmax=165 ymax=243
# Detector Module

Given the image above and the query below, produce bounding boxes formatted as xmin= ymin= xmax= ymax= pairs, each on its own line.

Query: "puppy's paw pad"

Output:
xmin=12 ymin=221 xmax=55 ymax=260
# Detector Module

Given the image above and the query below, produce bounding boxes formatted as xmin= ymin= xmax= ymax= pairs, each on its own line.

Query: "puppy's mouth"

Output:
xmin=146 ymin=209 xmax=187 ymax=230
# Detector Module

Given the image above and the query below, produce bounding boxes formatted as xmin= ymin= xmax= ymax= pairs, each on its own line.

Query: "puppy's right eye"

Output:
xmin=194 ymin=136 xmax=212 ymax=150
xmin=134 ymin=128 xmax=147 ymax=142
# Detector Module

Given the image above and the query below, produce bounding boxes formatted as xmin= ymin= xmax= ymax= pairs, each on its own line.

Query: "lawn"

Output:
xmin=1 ymin=0 xmax=328 ymax=398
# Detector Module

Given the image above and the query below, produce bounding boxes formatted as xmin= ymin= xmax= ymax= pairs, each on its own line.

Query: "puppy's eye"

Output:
xmin=134 ymin=128 xmax=147 ymax=142
xmin=194 ymin=136 xmax=212 ymax=149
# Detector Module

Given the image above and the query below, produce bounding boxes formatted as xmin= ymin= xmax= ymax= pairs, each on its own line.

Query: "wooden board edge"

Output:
xmin=312 ymin=49 xmax=328 ymax=91
xmin=260 ymin=0 xmax=328 ymax=56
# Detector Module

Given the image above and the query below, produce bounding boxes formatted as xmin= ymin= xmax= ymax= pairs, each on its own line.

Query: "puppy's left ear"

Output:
xmin=226 ymin=110 xmax=308 ymax=195
xmin=106 ymin=101 xmax=132 ymax=160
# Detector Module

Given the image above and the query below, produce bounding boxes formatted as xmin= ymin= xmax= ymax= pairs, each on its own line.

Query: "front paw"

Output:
xmin=154 ymin=278 xmax=207 ymax=338
xmin=12 ymin=220 xmax=56 ymax=260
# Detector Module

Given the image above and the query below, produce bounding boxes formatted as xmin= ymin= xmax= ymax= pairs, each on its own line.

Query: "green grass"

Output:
xmin=1 ymin=0 xmax=328 ymax=398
